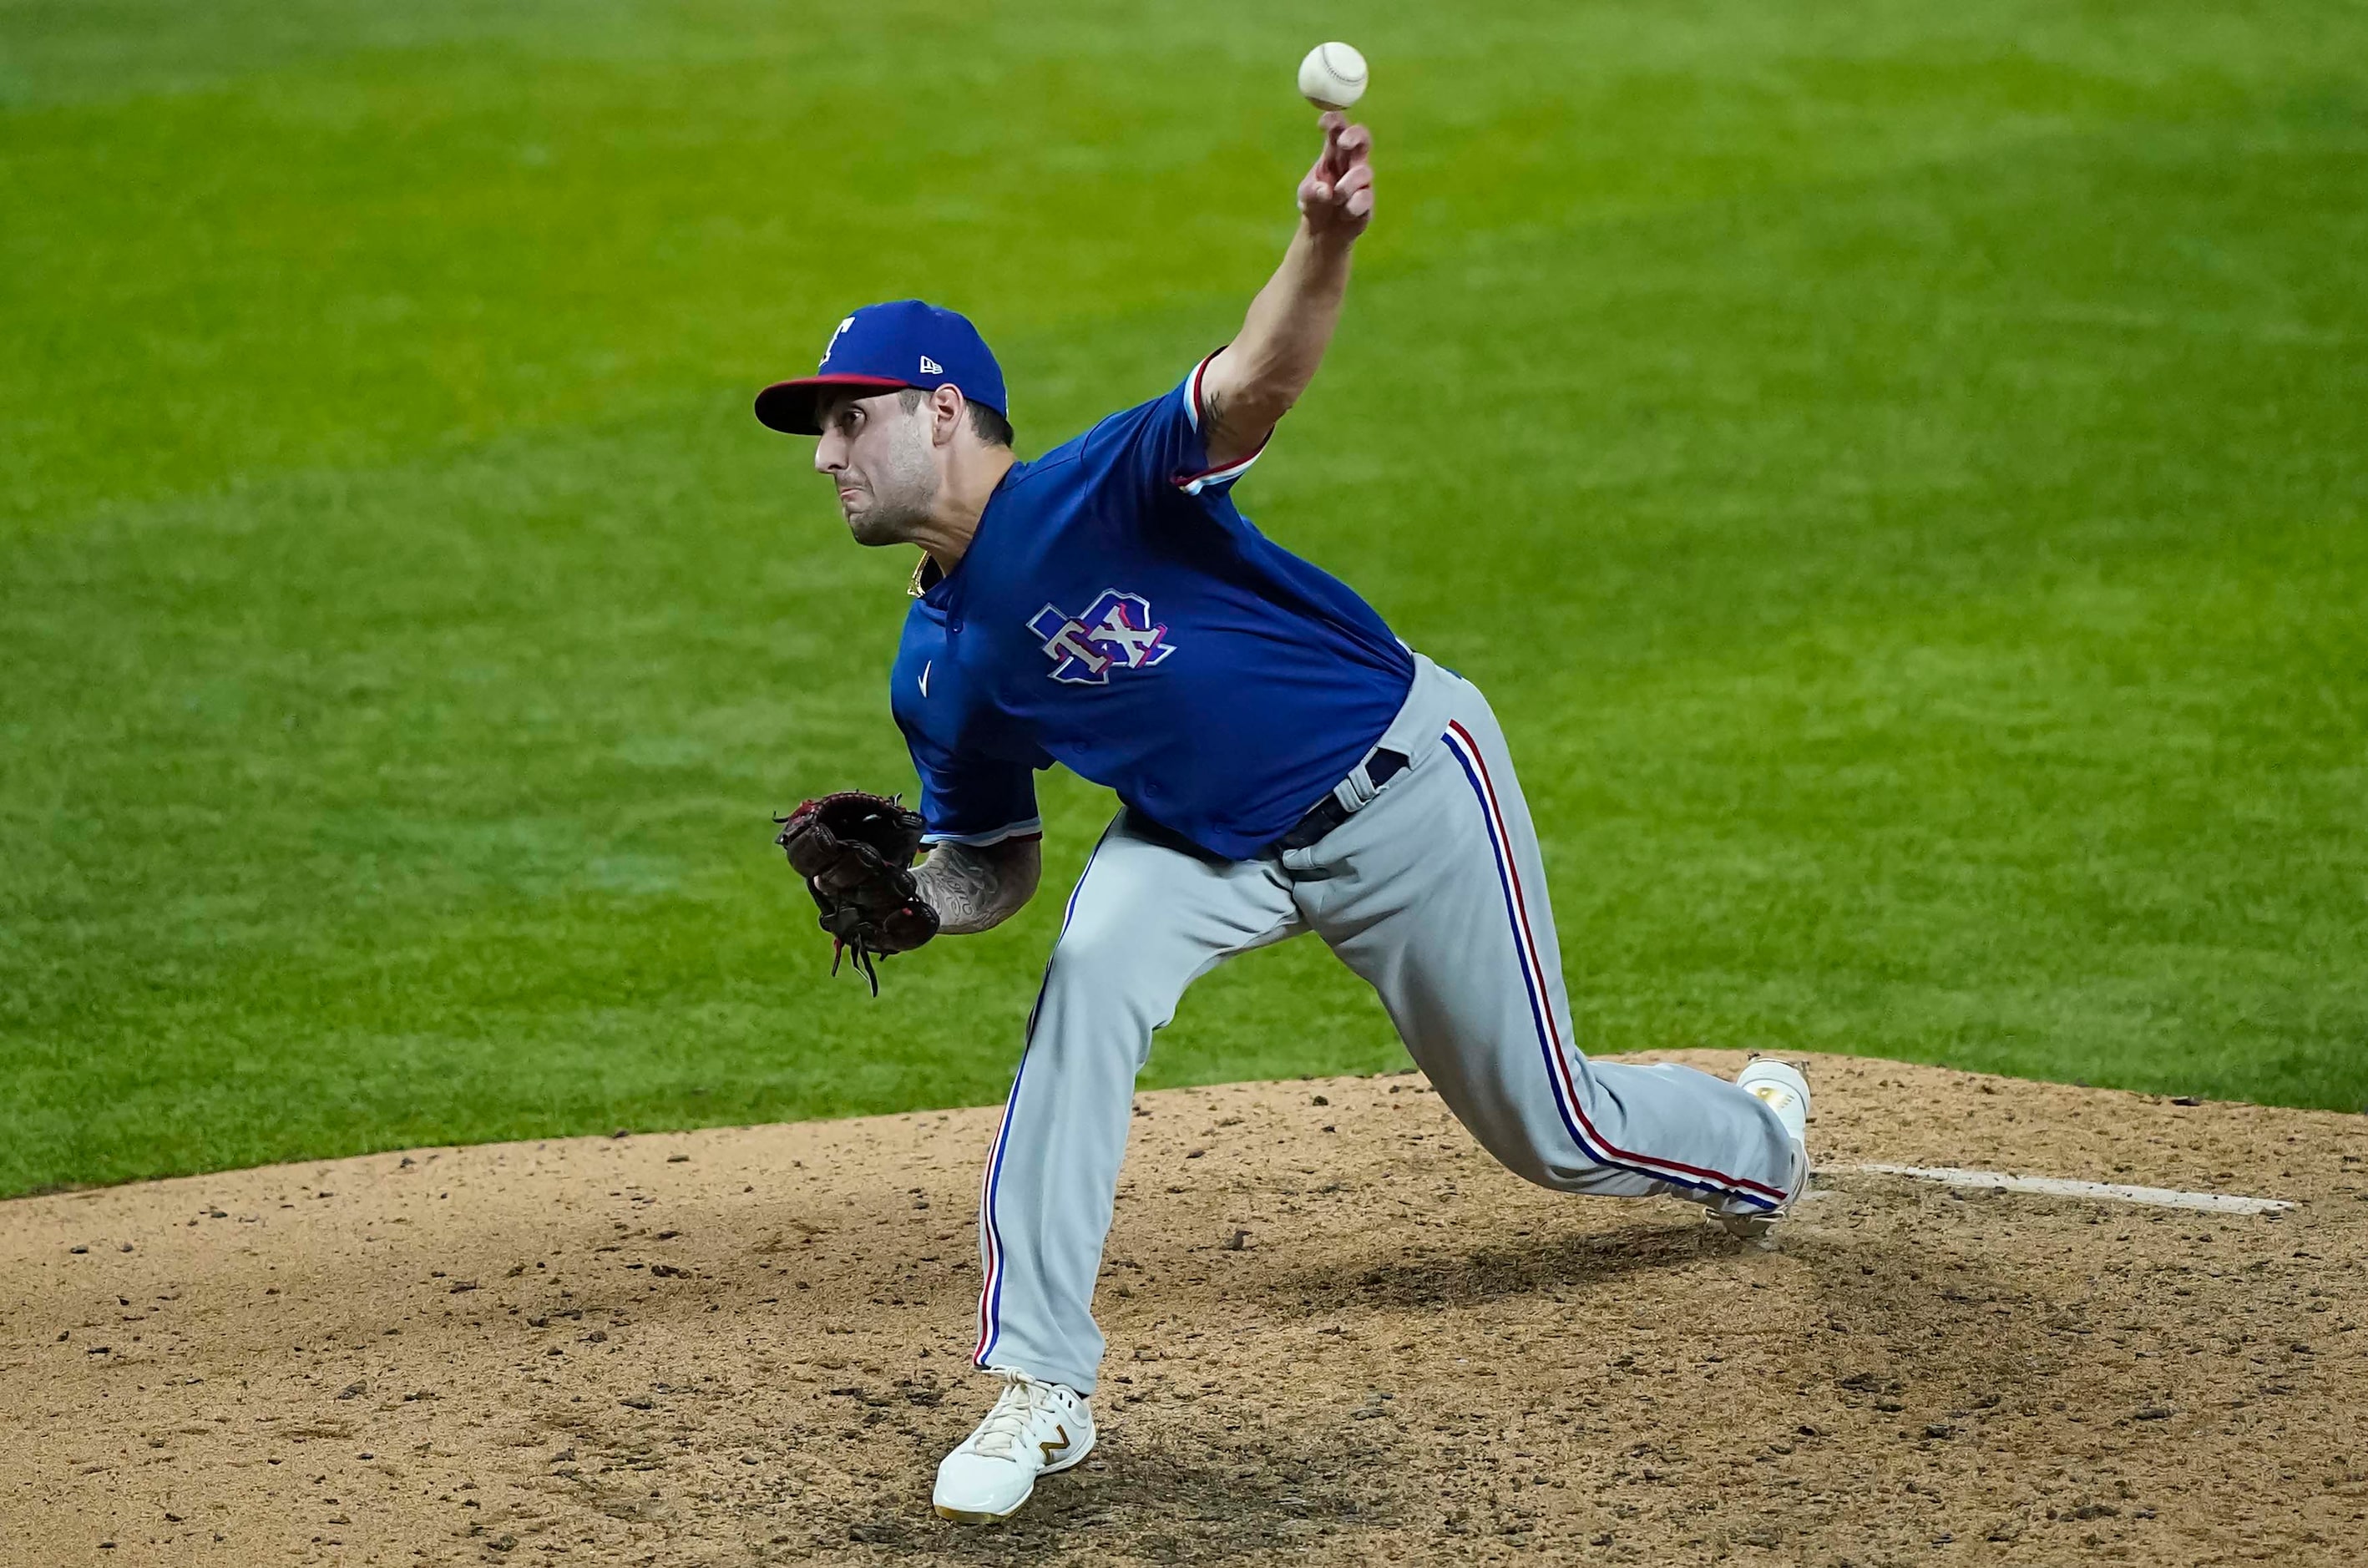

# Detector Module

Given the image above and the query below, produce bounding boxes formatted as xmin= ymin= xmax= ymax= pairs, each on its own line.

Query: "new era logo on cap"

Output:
xmin=753 ymin=301 xmax=1007 ymax=437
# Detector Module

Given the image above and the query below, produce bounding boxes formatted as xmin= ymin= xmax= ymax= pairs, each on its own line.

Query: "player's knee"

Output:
xmin=1494 ymin=1141 xmax=1640 ymax=1197
xmin=1546 ymin=1161 xmax=1646 ymax=1198
xmin=1037 ymin=931 xmax=1138 ymax=1014
xmin=1038 ymin=908 xmax=1185 ymax=1028
xmin=1046 ymin=901 xmax=1133 ymax=973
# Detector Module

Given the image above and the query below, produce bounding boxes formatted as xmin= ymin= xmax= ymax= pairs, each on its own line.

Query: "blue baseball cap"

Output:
xmin=755 ymin=300 xmax=1007 ymax=436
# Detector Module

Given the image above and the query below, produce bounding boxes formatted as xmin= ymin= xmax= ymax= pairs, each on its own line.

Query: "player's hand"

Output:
xmin=1297 ymin=111 xmax=1374 ymax=243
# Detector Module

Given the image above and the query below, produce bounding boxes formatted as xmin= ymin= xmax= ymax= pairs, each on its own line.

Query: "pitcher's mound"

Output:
xmin=3 ymin=1051 xmax=2363 ymax=1565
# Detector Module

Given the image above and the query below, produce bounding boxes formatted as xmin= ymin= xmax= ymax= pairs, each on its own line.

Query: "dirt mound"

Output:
xmin=3 ymin=1051 xmax=2363 ymax=1566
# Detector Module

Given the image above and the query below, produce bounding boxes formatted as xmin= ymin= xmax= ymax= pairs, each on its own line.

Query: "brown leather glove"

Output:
xmin=772 ymin=792 xmax=939 ymax=994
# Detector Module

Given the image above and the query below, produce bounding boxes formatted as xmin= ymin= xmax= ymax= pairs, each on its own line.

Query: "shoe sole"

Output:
xmin=932 ymin=1429 xmax=1096 ymax=1525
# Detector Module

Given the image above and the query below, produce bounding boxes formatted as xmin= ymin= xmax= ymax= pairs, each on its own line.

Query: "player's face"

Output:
xmin=814 ymin=390 xmax=939 ymax=547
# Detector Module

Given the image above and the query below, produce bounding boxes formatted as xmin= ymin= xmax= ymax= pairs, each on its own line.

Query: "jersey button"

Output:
xmin=947 ymin=617 xmax=964 ymax=633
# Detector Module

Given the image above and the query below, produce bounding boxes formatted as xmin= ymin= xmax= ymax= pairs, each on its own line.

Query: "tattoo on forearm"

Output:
xmin=913 ymin=840 xmax=1040 ymax=935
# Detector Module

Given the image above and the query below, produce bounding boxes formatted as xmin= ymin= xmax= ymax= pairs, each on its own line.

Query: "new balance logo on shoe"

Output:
xmin=1037 ymin=1426 xmax=1070 ymax=1466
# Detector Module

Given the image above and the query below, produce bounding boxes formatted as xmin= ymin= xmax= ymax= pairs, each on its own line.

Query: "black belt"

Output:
xmin=1269 ymin=748 xmax=1410 ymax=854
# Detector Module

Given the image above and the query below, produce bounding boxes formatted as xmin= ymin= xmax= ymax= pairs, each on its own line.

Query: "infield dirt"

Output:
xmin=3 ymin=1050 xmax=2363 ymax=1567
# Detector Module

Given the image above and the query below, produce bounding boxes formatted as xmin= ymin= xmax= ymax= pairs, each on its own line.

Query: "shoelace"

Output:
xmin=966 ymin=1372 xmax=1060 ymax=1460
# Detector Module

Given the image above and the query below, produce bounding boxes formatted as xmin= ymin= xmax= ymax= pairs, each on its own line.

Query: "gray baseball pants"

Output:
xmin=971 ymin=654 xmax=1797 ymax=1393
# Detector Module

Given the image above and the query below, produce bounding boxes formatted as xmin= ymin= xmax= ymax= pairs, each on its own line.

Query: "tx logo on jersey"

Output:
xmin=1027 ymin=590 xmax=1175 ymax=685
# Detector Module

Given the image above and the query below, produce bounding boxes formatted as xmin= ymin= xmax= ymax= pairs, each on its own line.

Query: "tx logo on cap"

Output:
xmin=819 ymin=317 xmax=855 ymax=367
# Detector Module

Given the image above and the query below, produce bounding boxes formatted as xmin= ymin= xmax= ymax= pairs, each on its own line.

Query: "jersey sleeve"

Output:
xmin=1080 ymin=351 xmax=1272 ymax=504
xmin=902 ymin=729 xmax=1042 ymax=847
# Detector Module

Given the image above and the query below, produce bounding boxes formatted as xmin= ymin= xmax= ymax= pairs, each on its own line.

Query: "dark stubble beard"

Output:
xmin=844 ymin=412 xmax=940 ymax=549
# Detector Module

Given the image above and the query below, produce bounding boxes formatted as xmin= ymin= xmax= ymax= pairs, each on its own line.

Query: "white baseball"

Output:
xmin=1297 ymin=41 xmax=1368 ymax=112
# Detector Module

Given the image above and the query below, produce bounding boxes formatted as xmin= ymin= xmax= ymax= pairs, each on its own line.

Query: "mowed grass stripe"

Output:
xmin=9 ymin=1 xmax=2346 ymax=524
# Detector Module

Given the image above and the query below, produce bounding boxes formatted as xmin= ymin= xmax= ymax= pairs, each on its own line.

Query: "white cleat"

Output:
xmin=932 ymin=1369 xmax=1095 ymax=1525
xmin=1709 ymin=1058 xmax=1812 ymax=1242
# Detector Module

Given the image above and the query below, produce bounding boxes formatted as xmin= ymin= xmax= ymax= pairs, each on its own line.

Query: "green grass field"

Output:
xmin=3 ymin=0 xmax=2363 ymax=1198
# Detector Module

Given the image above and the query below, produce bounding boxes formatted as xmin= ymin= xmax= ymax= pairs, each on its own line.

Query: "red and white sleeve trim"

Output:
xmin=920 ymin=817 xmax=1043 ymax=848
xmin=1176 ymin=350 xmax=1268 ymax=495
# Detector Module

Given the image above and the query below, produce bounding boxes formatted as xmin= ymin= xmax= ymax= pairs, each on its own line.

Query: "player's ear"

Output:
xmin=933 ymin=385 xmax=966 ymax=447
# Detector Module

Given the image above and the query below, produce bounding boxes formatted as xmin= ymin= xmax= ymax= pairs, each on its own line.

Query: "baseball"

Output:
xmin=1298 ymin=41 xmax=1368 ymax=112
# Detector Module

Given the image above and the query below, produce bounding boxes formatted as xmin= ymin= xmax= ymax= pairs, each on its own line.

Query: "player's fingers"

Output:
xmin=1301 ymin=143 xmax=1334 ymax=200
xmin=1337 ymin=122 xmax=1373 ymax=164
xmin=1308 ymin=168 xmax=1370 ymax=216
xmin=1320 ymin=117 xmax=1348 ymax=180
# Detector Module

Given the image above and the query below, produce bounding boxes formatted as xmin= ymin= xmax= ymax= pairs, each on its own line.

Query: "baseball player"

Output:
xmin=757 ymin=114 xmax=1812 ymax=1525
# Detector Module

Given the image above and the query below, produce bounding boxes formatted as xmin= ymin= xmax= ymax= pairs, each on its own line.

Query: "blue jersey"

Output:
xmin=889 ymin=354 xmax=1415 ymax=862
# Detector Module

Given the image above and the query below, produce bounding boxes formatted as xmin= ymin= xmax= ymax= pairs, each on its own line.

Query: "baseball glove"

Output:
xmin=773 ymin=792 xmax=939 ymax=994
